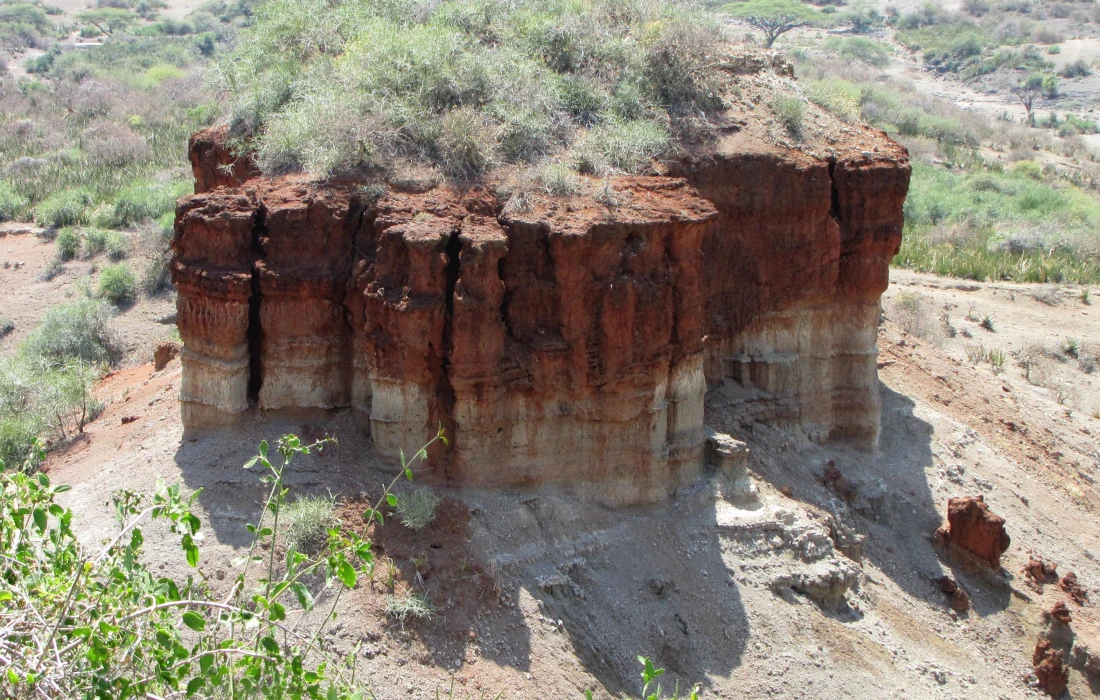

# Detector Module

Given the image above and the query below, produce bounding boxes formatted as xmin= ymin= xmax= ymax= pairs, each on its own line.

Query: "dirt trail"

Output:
xmin=36 ymin=269 xmax=1100 ymax=698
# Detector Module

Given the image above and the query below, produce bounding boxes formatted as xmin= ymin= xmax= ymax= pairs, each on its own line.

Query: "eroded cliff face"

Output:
xmin=173 ymin=127 xmax=908 ymax=504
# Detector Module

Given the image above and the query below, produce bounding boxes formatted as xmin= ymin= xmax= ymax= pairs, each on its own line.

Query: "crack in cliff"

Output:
xmin=247 ymin=205 xmax=267 ymax=404
xmin=827 ymin=155 xmax=842 ymax=224
xmin=436 ymin=228 xmax=464 ymax=477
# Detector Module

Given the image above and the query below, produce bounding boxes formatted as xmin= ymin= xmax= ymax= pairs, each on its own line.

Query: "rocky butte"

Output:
xmin=172 ymin=56 xmax=910 ymax=505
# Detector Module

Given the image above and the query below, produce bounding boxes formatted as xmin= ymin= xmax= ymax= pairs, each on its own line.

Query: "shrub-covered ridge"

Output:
xmin=220 ymin=0 xmax=729 ymax=177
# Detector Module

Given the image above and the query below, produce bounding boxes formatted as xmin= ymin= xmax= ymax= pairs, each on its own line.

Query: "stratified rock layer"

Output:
xmin=172 ymin=127 xmax=909 ymax=504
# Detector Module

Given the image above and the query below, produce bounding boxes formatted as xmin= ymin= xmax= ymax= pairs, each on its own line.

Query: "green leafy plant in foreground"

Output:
xmin=0 ymin=428 xmax=441 ymax=699
xmin=2 ymin=425 xmax=689 ymax=699
xmin=584 ymin=656 xmax=699 ymax=700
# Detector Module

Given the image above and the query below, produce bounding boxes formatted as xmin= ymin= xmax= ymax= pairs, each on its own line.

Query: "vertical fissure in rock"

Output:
xmin=827 ymin=155 xmax=842 ymax=222
xmin=247 ymin=206 xmax=266 ymax=404
xmin=496 ymin=255 xmax=511 ymax=337
xmin=436 ymin=229 xmax=464 ymax=474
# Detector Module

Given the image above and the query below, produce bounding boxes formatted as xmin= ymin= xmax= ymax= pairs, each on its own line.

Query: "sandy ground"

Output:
xmin=0 ymin=228 xmax=177 ymax=366
xmin=33 ymin=268 xmax=1100 ymax=699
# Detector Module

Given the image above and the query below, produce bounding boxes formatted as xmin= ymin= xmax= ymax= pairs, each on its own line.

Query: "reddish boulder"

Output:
xmin=1033 ymin=639 xmax=1069 ymax=697
xmin=936 ymin=495 xmax=1011 ymax=569
xmin=1024 ymin=556 xmax=1059 ymax=587
xmin=1047 ymin=601 xmax=1073 ymax=626
xmin=938 ymin=576 xmax=970 ymax=612
xmin=1060 ymin=572 xmax=1089 ymax=605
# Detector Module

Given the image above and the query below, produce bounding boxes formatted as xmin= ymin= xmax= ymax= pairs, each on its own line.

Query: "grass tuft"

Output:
xmin=396 ymin=487 xmax=441 ymax=532
xmin=537 ymin=163 xmax=580 ymax=196
xmin=384 ymin=591 xmax=434 ymax=623
xmin=55 ymin=228 xmax=81 ymax=261
xmin=771 ymin=95 xmax=804 ymax=137
xmin=284 ymin=494 xmax=336 ymax=554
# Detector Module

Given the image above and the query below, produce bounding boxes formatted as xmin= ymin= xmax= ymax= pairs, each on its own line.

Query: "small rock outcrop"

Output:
xmin=1033 ymin=639 xmax=1070 ymax=697
xmin=1024 ymin=556 xmax=1060 ymax=589
xmin=172 ymin=95 xmax=908 ymax=503
xmin=154 ymin=342 xmax=180 ymax=371
xmin=939 ymin=576 xmax=970 ymax=612
xmin=1060 ymin=572 xmax=1089 ymax=605
xmin=935 ymin=495 xmax=1011 ymax=569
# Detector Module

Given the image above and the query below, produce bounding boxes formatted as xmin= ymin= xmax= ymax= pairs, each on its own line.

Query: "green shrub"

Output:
xmin=83 ymin=227 xmax=110 ymax=256
xmin=0 ymin=410 xmax=42 ymax=468
xmin=34 ymin=189 xmax=93 ymax=228
xmin=132 ymin=62 xmax=187 ymax=89
xmin=1061 ymin=59 xmax=1091 ymax=79
xmin=1011 ymin=160 xmax=1042 ymax=180
xmin=0 ymin=182 xmax=29 ymax=222
xmin=805 ymin=79 xmax=861 ymax=123
xmin=824 ymin=36 xmax=891 ymax=67
xmin=0 ymin=318 xmax=13 ymax=336
xmin=105 ymin=231 xmax=130 ymax=260
xmin=21 ymin=299 xmax=117 ymax=367
xmin=98 ymin=263 xmax=138 ymax=305
xmin=1 ymin=318 xmax=105 ymax=465
xmin=54 ymin=227 xmax=81 ymax=261
xmin=0 ymin=435 xmax=376 ymax=697
xmin=771 ymin=95 xmax=804 ymax=136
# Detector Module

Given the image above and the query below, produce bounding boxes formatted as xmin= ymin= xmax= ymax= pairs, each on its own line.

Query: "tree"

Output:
xmin=1011 ymin=72 xmax=1058 ymax=126
xmin=724 ymin=0 xmax=824 ymax=48
xmin=75 ymin=8 xmax=135 ymax=36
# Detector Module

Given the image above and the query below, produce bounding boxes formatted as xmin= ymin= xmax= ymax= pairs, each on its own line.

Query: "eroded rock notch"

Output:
xmin=172 ymin=127 xmax=909 ymax=504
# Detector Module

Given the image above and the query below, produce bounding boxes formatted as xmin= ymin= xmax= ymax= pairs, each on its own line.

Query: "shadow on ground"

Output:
xmin=707 ymin=380 xmax=1011 ymax=620
xmin=168 ymin=373 xmax=1013 ymax=695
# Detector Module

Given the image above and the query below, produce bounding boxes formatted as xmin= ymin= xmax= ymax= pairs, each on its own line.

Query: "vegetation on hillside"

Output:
xmin=791 ymin=27 xmax=1100 ymax=285
xmin=0 ymin=0 xmax=255 ymax=468
xmin=220 ymin=0 xmax=729 ymax=177
xmin=0 ymin=299 xmax=116 ymax=467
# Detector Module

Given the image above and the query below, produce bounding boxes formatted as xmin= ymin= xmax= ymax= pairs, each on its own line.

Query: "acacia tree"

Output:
xmin=1011 ymin=72 xmax=1059 ymax=126
xmin=727 ymin=0 xmax=823 ymax=48
xmin=75 ymin=8 xmax=135 ymax=36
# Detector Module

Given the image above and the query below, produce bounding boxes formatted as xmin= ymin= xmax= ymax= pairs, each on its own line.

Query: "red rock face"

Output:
xmin=938 ymin=495 xmax=1012 ymax=568
xmin=172 ymin=128 xmax=909 ymax=503
xmin=187 ymin=126 xmax=260 ymax=194
xmin=670 ymin=137 xmax=909 ymax=446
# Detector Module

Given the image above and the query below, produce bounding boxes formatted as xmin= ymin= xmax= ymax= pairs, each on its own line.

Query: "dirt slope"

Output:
xmin=41 ymin=268 xmax=1100 ymax=698
xmin=0 ymin=228 xmax=177 ymax=363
